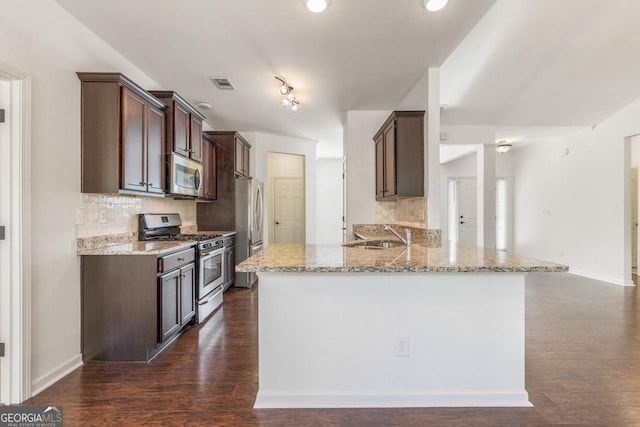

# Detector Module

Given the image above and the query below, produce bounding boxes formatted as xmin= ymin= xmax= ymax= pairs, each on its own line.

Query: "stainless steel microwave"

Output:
xmin=169 ymin=153 xmax=203 ymax=197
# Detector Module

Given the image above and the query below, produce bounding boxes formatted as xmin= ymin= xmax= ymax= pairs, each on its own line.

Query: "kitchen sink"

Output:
xmin=346 ymin=241 xmax=406 ymax=250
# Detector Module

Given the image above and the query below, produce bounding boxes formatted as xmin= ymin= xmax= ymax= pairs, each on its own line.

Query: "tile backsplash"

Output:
xmin=396 ymin=197 xmax=427 ymax=228
xmin=77 ymin=193 xmax=197 ymax=238
xmin=375 ymin=197 xmax=427 ymax=228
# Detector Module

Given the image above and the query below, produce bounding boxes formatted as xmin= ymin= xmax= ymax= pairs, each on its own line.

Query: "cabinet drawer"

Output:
xmin=158 ymin=247 xmax=196 ymax=273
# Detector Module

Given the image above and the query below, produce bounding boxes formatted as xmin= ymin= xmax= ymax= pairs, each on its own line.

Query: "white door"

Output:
xmin=458 ymin=179 xmax=478 ymax=245
xmin=274 ymin=177 xmax=305 ymax=243
xmin=632 ymin=168 xmax=638 ymax=269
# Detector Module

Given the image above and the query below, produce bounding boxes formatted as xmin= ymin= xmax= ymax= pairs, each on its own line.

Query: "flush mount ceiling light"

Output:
xmin=275 ymin=76 xmax=301 ymax=114
xmin=196 ymin=102 xmax=212 ymax=110
xmin=496 ymin=140 xmax=512 ymax=154
xmin=424 ymin=0 xmax=448 ymax=12
xmin=306 ymin=0 xmax=329 ymax=13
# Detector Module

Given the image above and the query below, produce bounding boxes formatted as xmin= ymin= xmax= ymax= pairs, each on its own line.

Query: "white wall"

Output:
xmin=0 ymin=0 xmax=166 ymax=395
xmin=512 ymin=97 xmax=640 ymax=285
xmin=252 ymin=132 xmax=317 ymax=244
xmin=315 ymin=158 xmax=343 ymax=244
xmin=344 ymin=110 xmax=391 ymax=236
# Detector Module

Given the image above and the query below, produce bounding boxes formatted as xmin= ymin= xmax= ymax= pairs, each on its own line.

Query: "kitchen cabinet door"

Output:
xmin=243 ymin=143 xmax=250 ymax=177
xmin=235 ymin=137 xmax=245 ymax=176
xmin=180 ymin=263 xmax=196 ymax=326
xmin=375 ymin=135 xmax=384 ymax=199
xmin=383 ymin=122 xmax=396 ymax=198
xmin=121 ymin=87 xmax=147 ymax=193
xmin=159 ymin=269 xmax=181 ymax=342
xmin=233 ymin=135 xmax=251 ymax=177
xmin=202 ymin=134 xmax=217 ymax=200
xmin=173 ymin=103 xmax=191 ymax=159
xmin=190 ymin=118 xmax=203 ymax=162
xmin=146 ymin=104 xmax=166 ymax=194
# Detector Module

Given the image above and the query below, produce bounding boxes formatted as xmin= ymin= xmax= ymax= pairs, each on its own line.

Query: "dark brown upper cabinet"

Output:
xmin=201 ymin=132 xmax=217 ymax=200
xmin=196 ymin=131 xmax=251 ymax=230
xmin=149 ymin=91 xmax=206 ymax=163
xmin=77 ymin=72 xmax=167 ymax=195
xmin=373 ymin=111 xmax=425 ymax=201
xmin=234 ymin=134 xmax=251 ymax=177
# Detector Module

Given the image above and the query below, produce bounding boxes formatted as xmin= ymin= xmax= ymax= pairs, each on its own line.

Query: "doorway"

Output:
xmin=267 ymin=153 xmax=306 ymax=244
xmin=447 ymin=178 xmax=509 ymax=249
xmin=628 ymin=135 xmax=640 ymax=285
xmin=0 ymin=63 xmax=31 ymax=404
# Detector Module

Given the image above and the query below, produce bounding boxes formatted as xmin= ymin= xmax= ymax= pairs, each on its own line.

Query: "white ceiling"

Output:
xmin=55 ymin=0 xmax=640 ymax=158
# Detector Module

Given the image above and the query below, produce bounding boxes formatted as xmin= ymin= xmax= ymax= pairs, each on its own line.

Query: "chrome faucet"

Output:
xmin=383 ymin=225 xmax=412 ymax=246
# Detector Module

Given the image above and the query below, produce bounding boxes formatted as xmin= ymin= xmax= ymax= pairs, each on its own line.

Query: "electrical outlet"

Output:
xmin=75 ymin=208 xmax=85 ymax=225
xmin=395 ymin=337 xmax=409 ymax=357
xmin=99 ymin=210 xmax=108 ymax=224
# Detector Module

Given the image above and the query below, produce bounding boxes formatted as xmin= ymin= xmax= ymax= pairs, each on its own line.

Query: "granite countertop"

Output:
xmin=236 ymin=242 xmax=569 ymax=273
xmin=77 ymin=229 xmax=236 ymax=256
xmin=78 ymin=240 xmax=197 ymax=256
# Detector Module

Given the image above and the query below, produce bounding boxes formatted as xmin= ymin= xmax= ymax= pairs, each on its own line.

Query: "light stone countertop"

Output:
xmin=78 ymin=240 xmax=196 ymax=256
xmin=77 ymin=229 xmax=236 ymax=255
xmin=236 ymin=242 xmax=569 ymax=273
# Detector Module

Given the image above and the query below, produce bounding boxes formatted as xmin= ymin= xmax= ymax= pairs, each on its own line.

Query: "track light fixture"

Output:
xmin=275 ymin=76 xmax=301 ymax=114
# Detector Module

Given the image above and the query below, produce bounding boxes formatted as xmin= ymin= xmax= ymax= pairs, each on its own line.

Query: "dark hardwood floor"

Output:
xmin=26 ymin=273 xmax=640 ymax=426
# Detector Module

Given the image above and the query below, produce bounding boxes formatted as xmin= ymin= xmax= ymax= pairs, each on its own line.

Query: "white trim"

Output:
xmin=254 ymin=391 xmax=532 ymax=409
xmin=0 ymin=62 xmax=32 ymax=404
xmin=569 ymin=270 xmax=631 ymax=287
xmin=30 ymin=354 xmax=82 ymax=397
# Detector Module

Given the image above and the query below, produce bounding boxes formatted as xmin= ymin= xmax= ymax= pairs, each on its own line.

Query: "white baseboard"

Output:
xmin=569 ymin=270 xmax=631 ymax=286
xmin=31 ymin=354 xmax=83 ymax=397
xmin=254 ymin=390 xmax=533 ymax=409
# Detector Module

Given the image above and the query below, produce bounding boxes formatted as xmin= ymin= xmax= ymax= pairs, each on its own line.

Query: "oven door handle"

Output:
xmin=200 ymin=250 xmax=223 ymax=258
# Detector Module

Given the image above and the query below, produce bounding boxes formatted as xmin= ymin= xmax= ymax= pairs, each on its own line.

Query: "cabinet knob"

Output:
xmin=139 ymin=181 xmax=145 ymax=186
xmin=177 ymin=257 xmax=185 ymax=261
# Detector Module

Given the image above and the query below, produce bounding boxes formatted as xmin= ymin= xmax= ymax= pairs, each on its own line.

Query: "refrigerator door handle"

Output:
xmin=256 ymin=185 xmax=263 ymax=236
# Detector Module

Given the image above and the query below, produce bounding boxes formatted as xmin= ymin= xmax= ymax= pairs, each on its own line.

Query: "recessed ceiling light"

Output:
xmin=424 ymin=0 xmax=448 ymax=12
xmin=306 ymin=0 xmax=329 ymax=13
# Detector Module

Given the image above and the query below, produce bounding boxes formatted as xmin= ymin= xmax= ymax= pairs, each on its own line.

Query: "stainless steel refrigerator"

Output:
xmin=235 ymin=177 xmax=264 ymax=288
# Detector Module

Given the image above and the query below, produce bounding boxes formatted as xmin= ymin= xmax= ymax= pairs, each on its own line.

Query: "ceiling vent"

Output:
xmin=209 ymin=77 xmax=235 ymax=90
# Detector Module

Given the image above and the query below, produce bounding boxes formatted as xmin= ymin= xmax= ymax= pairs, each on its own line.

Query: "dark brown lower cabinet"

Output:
xmin=159 ymin=269 xmax=181 ymax=342
xmin=81 ymin=247 xmax=196 ymax=362
xmin=158 ymin=262 xmax=195 ymax=342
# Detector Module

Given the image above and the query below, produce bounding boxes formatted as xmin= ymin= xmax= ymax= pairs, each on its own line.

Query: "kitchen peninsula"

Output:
xmin=237 ymin=233 xmax=568 ymax=409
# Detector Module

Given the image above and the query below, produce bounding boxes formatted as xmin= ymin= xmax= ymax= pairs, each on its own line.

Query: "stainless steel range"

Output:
xmin=139 ymin=213 xmax=225 ymax=323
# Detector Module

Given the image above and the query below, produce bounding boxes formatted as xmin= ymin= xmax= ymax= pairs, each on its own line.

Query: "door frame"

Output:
xmin=446 ymin=177 xmax=511 ymax=250
xmin=0 ymin=62 xmax=32 ymax=404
